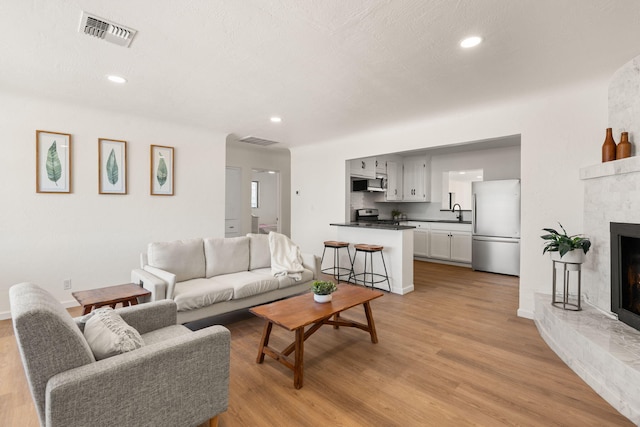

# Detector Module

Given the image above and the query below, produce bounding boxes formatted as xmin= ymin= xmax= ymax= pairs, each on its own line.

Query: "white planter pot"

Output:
xmin=551 ymin=250 xmax=585 ymax=264
xmin=313 ymin=294 xmax=332 ymax=303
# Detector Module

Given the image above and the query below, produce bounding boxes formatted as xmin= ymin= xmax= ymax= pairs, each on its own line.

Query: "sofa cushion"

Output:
xmin=173 ymin=278 xmax=234 ymax=312
xmin=209 ymin=271 xmax=279 ymax=300
xmin=83 ymin=308 xmax=145 ymax=360
xmin=148 ymin=238 xmax=205 ymax=282
xmin=204 ymin=236 xmax=250 ymax=277
xmin=252 ymin=267 xmax=314 ymax=289
xmin=247 ymin=233 xmax=271 ymax=270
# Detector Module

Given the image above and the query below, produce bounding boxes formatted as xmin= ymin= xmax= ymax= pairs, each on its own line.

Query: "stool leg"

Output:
xmin=320 ymin=246 xmax=327 ymax=272
xmin=348 ymin=250 xmax=357 ymax=285
xmin=344 ymin=246 xmax=354 ymax=283
xmin=379 ymin=250 xmax=391 ymax=292
xmin=333 ymin=246 xmax=339 ymax=282
xmin=364 ymin=251 xmax=369 ymax=289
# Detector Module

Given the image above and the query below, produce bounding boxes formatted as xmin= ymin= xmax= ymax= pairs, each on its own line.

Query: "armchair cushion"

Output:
xmin=83 ymin=308 xmax=145 ymax=360
xmin=148 ymin=238 xmax=205 ymax=282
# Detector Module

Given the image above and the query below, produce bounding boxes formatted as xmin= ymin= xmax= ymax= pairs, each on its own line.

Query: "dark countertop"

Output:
xmin=330 ymin=222 xmax=416 ymax=230
xmin=404 ymin=219 xmax=472 ymax=224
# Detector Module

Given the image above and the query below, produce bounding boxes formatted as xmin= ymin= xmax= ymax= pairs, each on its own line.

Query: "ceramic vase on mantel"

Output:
xmin=602 ymin=127 xmax=617 ymax=162
xmin=617 ymin=132 xmax=632 ymax=159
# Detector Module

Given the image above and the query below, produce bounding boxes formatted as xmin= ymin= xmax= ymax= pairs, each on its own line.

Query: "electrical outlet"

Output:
xmin=63 ymin=279 xmax=72 ymax=290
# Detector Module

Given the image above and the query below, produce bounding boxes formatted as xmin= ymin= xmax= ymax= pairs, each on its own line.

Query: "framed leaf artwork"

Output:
xmin=150 ymin=145 xmax=174 ymax=196
xmin=36 ymin=130 xmax=72 ymax=193
xmin=99 ymin=138 xmax=127 ymax=194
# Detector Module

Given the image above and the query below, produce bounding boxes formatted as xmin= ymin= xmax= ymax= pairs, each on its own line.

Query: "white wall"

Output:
xmin=226 ymin=140 xmax=291 ymax=236
xmin=0 ymin=92 xmax=227 ymax=318
xmin=290 ymin=78 xmax=608 ymax=318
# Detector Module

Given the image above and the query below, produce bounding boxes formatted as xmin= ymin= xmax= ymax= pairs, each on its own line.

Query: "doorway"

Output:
xmin=251 ymin=169 xmax=281 ymax=234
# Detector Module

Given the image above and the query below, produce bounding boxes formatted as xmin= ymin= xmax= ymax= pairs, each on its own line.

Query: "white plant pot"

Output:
xmin=551 ymin=250 xmax=585 ymax=264
xmin=314 ymin=294 xmax=332 ymax=303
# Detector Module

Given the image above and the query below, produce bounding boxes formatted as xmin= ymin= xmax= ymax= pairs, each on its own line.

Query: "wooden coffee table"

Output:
xmin=249 ymin=284 xmax=383 ymax=389
xmin=72 ymin=283 xmax=151 ymax=315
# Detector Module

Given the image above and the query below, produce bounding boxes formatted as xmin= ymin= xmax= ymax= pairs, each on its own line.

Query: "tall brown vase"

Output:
xmin=617 ymin=132 xmax=632 ymax=159
xmin=602 ymin=128 xmax=616 ymax=162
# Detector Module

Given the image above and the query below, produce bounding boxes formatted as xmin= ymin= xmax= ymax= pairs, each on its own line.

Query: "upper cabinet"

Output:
xmin=375 ymin=157 xmax=387 ymax=175
xmin=350 ymin=157 xmax=376 ymax=178
xmin=385 ymin=159 xmax=403 ymax=201
xmin=403 ymin=155 xmax=431 ymax=202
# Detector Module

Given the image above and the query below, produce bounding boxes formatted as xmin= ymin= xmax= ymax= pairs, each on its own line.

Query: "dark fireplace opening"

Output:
xmin=611 ymin=222 xmax=640 ymax=331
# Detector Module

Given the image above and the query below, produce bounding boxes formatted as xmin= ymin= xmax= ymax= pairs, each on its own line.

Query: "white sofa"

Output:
xmin=131 ymin=234 xmax=319 ymax=323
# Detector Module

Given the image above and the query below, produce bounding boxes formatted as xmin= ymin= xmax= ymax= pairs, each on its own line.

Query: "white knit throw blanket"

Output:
xmin=269 ymin=232 xmax=304 ymax=281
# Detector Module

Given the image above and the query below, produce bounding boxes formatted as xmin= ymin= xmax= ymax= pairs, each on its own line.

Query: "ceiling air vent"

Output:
xmin=239 ymin=136 xmax=280 ymax=147
xmin=78 ymin=11 xmax=137 ymax=48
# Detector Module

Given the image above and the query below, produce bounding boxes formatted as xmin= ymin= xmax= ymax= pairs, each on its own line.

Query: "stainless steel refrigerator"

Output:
xmin=471 ymin=179 xmax=521 ymax=276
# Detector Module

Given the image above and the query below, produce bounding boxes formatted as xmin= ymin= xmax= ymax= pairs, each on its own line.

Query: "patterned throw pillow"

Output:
xmin=83 ymin=307 xmax=145 ymax=360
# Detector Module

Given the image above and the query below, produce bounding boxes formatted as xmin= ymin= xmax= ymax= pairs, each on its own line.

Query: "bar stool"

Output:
xmin=349 ymin=244 xmax=391 ymax=292
xmin=320 ymin=241 xmax=353 ymax=283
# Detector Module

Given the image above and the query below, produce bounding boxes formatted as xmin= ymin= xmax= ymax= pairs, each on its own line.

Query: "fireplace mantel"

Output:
xmin=580 ymin=156 xmax=640 ymax=181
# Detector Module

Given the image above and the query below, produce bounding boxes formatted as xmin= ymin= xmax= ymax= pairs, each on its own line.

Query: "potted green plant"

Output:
xmin=391 ymin=209 xmax=402 ymax=221
xmin=540 ymin=222 xmax=591 ymax=263
xmin=311 ymin=280 xmax=338 ymax=303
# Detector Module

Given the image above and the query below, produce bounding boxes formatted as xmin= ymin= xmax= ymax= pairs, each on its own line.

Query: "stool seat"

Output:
xmin=354 ymin=244 xmax=383 ymax=252
xmin=324 ymin=241 xmax=350 ymax=248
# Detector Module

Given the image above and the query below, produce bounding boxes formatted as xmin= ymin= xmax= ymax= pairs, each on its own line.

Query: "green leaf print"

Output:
xmin=46 ymin=141 xmax=62 ymax=186
xmin=106 ymin=149 xmax=119 ymax=185
xmin=157 ymin=157 xmax=168 ymax=187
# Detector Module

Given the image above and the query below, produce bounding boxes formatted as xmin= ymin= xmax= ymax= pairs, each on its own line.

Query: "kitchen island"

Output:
xmin=329 ymin=223 xmax=415 ymax=295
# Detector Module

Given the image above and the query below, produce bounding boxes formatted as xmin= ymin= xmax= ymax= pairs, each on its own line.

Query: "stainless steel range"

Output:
xmin=355 ymin=209 xmax=399 ymax=225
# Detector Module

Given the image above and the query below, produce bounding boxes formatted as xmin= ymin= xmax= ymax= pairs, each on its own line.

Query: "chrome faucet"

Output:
xmin=452 ymin=203 xmax=463 ymax=222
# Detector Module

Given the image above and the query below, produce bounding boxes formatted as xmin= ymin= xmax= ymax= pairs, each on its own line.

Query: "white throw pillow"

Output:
xmin=148 ymin=238 xmax=205 ymax=282
xmin=83 ymin=307 xmax=145 ymax=360
xmin=204 ymin=236 xmax=250 ymax=277
xmin=246 ymin=233 xmax=271 ymax=270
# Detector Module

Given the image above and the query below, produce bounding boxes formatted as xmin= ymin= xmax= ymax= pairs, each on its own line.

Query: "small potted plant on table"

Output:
xmin=541 ymin=222 xmax=591 ymax=264
xmin=311 ymin=280 xmax=338 ymax=303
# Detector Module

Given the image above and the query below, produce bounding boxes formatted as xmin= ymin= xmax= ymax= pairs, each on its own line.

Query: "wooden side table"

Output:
xmin=72 ymin=283 xmax=151 ymax=315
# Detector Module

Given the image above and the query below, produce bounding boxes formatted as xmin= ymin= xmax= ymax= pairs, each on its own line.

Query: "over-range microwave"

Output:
xmin=352 ymin=177 xmax=387 ymax=192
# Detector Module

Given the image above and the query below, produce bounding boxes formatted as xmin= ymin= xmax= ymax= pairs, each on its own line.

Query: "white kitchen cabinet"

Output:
xmin=385 ymin=160 xmax=402 ymax=201
xmin=407 ymin=222 xmax=429 ymax=257
xmin=429 ymin=229 xmax=472 ymax=263
xmin=450 ymin=232 xmax=472 ymax=262
xmin=402 ymin=156 xmax=431 ymax=201
xmin=350 ymin=157 xmax=376 ymax=178
xmin=375 ymin=157 xmax=387 ymax=175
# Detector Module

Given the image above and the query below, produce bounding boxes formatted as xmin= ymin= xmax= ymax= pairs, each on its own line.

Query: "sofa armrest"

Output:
xmin=46 ymin=325 xmax=230 ymax=427
xmin=115 ymin=300 xmax=177 ymax=334
xmin=144 ymin=265 xmax=177 ymax=300
xmin=301 ymin=253 xmax=320 ymax=280
xmin=131 ymin=268 xmax=168 ymax=301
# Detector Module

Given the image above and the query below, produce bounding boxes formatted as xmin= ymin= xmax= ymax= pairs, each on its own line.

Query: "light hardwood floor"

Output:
xmin=1 ymin=262 xmax=632 ymax=426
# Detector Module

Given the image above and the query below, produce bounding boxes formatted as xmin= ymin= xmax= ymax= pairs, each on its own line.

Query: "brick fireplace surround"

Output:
xmin=534 ymin=54 xmax=640 ymax=424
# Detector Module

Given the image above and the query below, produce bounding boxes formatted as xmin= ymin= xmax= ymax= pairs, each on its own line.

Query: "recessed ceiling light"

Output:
xmin=460 ymin=36 xmax=482 ymax=48
xmin=107 ymin=75 xmax=127 ymax=84
xmin=270 ymin=116 xmax=282 ymax=123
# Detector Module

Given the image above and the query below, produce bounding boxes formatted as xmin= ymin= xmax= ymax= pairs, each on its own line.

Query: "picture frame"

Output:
xmin=150 ymin=145 xmax=174 ymax=196
xmin=36 ymin=130 xmax=72 ymax=193
xmin=98 ymin=138 xmax=127 ymax=194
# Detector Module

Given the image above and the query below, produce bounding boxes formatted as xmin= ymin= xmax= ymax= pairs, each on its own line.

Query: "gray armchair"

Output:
xmin=10 ymin=282 xmax=230 ymax=427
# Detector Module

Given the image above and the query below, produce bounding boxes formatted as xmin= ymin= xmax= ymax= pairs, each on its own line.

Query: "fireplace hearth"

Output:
xmin=610 ymin=222 xmax=640 ymax=332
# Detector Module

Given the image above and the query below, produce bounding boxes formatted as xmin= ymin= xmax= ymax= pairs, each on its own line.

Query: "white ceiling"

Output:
xmin=2 ymin=1 xmax=640 ymax=148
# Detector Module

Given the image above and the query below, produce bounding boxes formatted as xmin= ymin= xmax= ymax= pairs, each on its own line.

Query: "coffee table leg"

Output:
xmin=257 ymin=321 xmax=273 ymax=364
xmin=363 ymin=302 xmax=378 ymax=343
xmin=81 ymin=305 xmax=92 ymax=315
xmin=294 ymin=327 xmax=304 ymax=389
xmin=333 ymin=312 xmax=340 ymax=329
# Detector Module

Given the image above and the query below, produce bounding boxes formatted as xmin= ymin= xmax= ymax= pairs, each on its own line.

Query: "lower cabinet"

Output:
xmin=429 ymin=230 xmax=472 ymax=263
xmin=414 ymin=229 xmax=429 ymax=257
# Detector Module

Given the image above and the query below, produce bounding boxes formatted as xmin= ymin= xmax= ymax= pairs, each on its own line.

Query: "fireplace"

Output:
xmin=611 ymin=222 xmax=640 ymax=331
